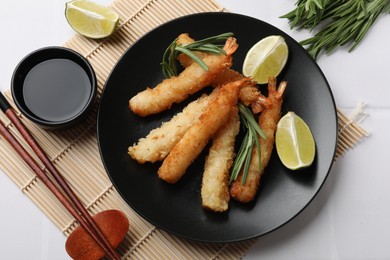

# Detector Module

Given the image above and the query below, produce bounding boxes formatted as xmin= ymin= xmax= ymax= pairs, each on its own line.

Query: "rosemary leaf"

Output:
xmin=187 ymin=32 xmax=234 ymax=47
xmin=191 ymin=45 xmax=225 ymax=55
xmin=241 ymin=134 xmax=253 ymax=185
xmin=252 ymin=125 xmax=262 ymax=172
xmin=175 ymin=46 xmax=208 ymax=71
xmin=230 ymin=130 xmax=250 ymax=183
xmin=161 ymin=40 xmax=178 ymax=78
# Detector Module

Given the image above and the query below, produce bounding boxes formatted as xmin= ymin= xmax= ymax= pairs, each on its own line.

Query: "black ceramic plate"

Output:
xmin=97 ymin=12 xmax=337 ymax=243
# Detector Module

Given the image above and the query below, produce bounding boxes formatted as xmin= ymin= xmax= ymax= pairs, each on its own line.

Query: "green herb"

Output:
xmin=230 ymin=103 xmax=266 ymax=185
xmin=281 ymin=0 xmax=390 ymax=59
xmin=161 ymin=32 xmax=234 ymax=78
xmin=281 ymin=0 xmax=343 ymax=30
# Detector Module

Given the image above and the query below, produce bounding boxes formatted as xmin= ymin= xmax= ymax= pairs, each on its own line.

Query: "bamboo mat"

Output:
xmin=0 ymin=0 xmax=368 ymax=259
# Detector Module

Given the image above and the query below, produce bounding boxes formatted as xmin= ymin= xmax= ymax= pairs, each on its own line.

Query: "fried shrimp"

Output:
xmin=129 ymin=37 xmax=238 ymax=117
xmin=212 ymin=68 xmax=262 ymax=111
xmin=176 ymin=33 xmax=209 ymax=67
xmin=230 ymin=77 xmax=287 ymax=203
xmin=176 ymin=33 xmax=243 ymax=86
xmin=158 ymin=78 xmax=251 ymax=184
xmin=201 ymin=106 xmax=240 ymax=212
xmin=128 ymin=88 xmax=220 ymax=163
xmin=176 ymin=33 xmax=262 ymax=112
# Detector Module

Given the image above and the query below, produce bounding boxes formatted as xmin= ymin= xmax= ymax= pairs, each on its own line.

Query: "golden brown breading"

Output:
xmin=128 ymin=88 xmax=220 ymax=163
xmin=129 ymin=37 xmax=238 ymax=116
xmin=201 ymin=106 xmax=240 ymax=212
xmin=157 ymin=78 xmax=251 ymax=184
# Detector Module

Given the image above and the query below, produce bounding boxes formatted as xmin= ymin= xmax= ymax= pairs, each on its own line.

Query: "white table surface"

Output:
xmin=0 ymin=0 xmax=389 ymax=259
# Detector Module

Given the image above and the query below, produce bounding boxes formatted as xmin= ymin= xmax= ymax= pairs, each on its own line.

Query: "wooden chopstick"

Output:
xmin=0 ymin=93 xmax=120 ymax=260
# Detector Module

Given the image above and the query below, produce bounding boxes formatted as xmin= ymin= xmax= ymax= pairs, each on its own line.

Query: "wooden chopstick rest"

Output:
xmin=66 ymin=210 xmax=129 ymax=260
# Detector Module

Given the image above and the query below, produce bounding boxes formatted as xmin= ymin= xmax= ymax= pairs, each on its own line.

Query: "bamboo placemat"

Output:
xmin=0 ymin=0 xmax=368 ymax=259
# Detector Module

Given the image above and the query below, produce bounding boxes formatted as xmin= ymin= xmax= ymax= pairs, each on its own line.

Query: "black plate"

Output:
xmin=97 ymin=12 xmax=337 ymax=243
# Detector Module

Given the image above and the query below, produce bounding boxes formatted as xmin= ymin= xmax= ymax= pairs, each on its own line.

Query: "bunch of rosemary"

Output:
xmin=161 ymin=32 xmax=234 ymax=78
xmin=281 ymin=0 xmax=390 ymax=59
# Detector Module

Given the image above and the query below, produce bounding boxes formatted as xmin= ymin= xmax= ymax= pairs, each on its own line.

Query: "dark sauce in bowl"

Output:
xmin=23 ymin=59 xmax=91 ymax=122
xmin=12 ymin=47 xmax=97 ymax=129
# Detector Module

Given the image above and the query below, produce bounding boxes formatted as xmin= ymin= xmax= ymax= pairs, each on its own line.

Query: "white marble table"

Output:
xmin=0 ymin=0 xmax=389 ymax=259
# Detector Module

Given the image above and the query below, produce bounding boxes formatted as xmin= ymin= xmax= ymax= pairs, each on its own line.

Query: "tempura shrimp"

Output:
xmin=129 ymin=37 xmax=238 ymax=116
xmin=201 ymin=106 xmax=240 ymax=212
xmin=176 ymin=33 xmax=209 ymax=67
xmin=176 ymin=33 xmax=263 ymax=113
xmin=230 ymin=77 xmax=287 ymax=203
xmin=158 ymin=78 xmax=252 ymax=184
xmin=128 ymin=88 xmax=220 ymax=163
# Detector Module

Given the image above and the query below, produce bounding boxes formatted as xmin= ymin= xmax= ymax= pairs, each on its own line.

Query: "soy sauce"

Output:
xmin=23 ymin=59 xmax=91 ymax=122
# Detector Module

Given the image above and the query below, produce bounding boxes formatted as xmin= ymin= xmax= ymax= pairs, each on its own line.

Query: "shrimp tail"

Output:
xmin=276 ymin=80 xmax=287 ymax=99
xmin=223 ymin=37 xmax=239 ymax=56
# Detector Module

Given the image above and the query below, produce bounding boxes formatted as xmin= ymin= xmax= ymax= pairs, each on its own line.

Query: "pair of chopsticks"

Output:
xmin=0 ymin=93 xmax=120 ymax=260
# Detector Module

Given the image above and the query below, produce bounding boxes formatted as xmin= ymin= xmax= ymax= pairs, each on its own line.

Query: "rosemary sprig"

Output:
xmin=230 ymin=103 xmax=266 ymax=185
xmin=281 ymin=0 xmax=390 ymax=59
xmin=161 ymin=32 xmax=234 ymax=78
xmin=281 ymin=0 xmax=344 ymax=30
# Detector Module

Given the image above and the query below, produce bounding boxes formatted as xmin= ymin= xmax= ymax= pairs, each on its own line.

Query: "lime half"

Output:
xmin=242 ymin=35 xmax=288 ymax=84
xmin=275 ymin=112 xmax=315 ymax=170
xmin=65 ymin=0 xmax=119 ymax=39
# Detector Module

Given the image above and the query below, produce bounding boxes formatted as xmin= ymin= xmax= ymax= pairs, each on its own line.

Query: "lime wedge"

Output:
xmin=275 ymin=112 xmax=315 ymax=170
xmin=242 ymin=35 xmax=288 ymax=84
xmin=65 ymin=0 xmax=119 ymax=39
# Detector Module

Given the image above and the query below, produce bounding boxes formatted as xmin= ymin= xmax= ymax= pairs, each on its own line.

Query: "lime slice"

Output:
xmin=242 ymin=35 xmax=288 ymax=84
xmin=275 ymin=112 xmax=315 ymax=170
xmin=65 ymin=0 xmax=119 ymax=39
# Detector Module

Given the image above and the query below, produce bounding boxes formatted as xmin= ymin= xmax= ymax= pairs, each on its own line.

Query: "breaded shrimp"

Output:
xmin=158 ymin=78 xmax=252 ymax=184
xmin=176 ymin=33 xmax=243 ymax=87
xmin=176 ymin=33 xmax=209 ymax=67
xmin=201 ymin=106 xmax=240 ymax=212
xmin=129 ymin=37 xmax=238 ymax=116
xmin=128 ymin=88 xmax=220 ymax=163
xmin=230 ymin=77 xmax=287 ymax=203
xmin=176 ymin=33 xmax=262 ymax=112
xmin=212 ymin=69 xmax=261 ymax=111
